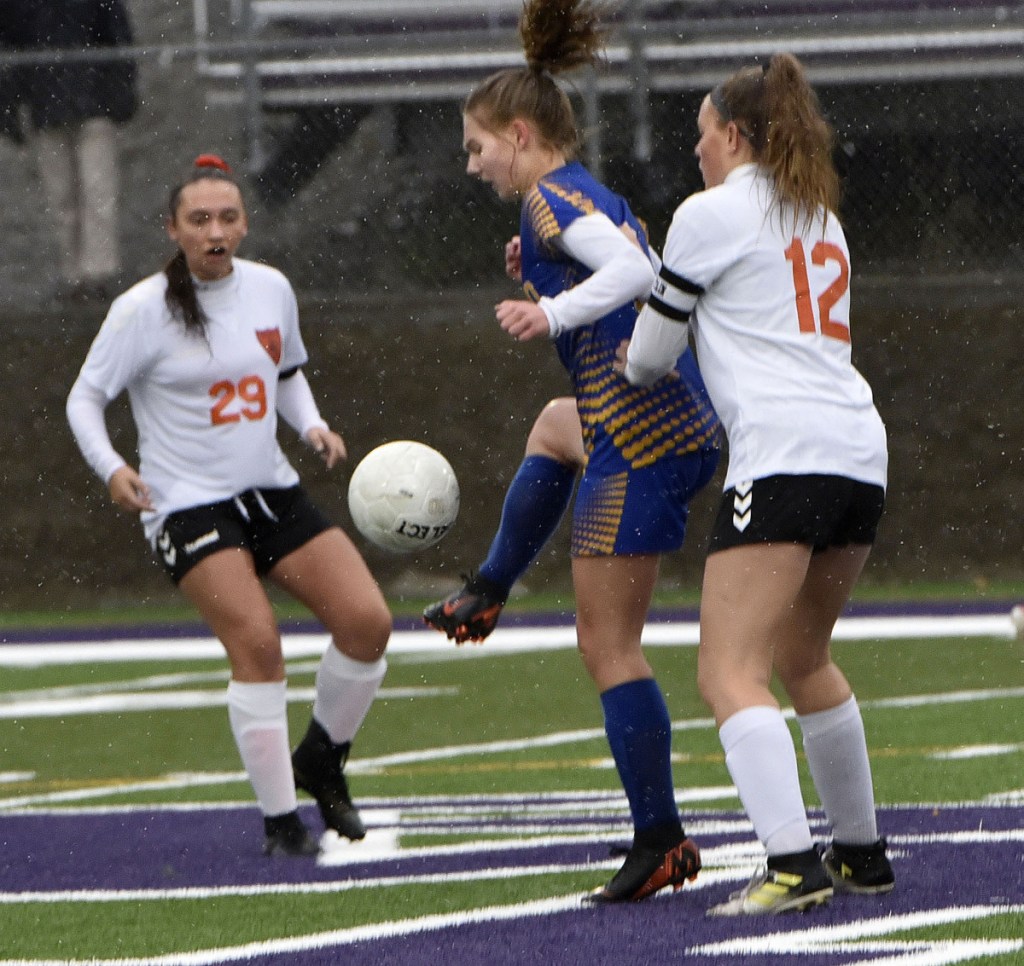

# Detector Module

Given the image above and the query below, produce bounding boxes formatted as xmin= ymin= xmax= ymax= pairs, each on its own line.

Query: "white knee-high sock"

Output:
xmin=312 ymin=644 xmax=387 ymax=745
xmin=798 ymin=694 xmax=879 ymax=846
xmin=227 ymin=680 xmax=297 ymax=818
xmin=719 ymin=705 xmax=813 ymax=857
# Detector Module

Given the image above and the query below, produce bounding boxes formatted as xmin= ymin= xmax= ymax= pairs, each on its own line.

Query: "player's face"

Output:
xmin=167 ymin=179 xmax=249 ymax=281
xmin=695 ymin=95 xmax=734 ymax=189
xmin=463 ymin=112 xmax=521 ymax=200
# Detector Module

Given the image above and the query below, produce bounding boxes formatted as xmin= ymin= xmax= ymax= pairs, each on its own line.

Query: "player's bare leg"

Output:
xmin=270 ymin=528 xmax=391 ymax=841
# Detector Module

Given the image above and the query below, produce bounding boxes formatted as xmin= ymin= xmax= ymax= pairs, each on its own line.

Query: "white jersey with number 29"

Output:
xmin=631 ymin=163 xmax=886 ymax=491
xmin=71 ymin=259 xmax=308 ymax=540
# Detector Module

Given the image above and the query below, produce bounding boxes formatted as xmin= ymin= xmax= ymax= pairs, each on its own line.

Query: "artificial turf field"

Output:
xmin=0 ymin=604 xmax=1021 ymax=964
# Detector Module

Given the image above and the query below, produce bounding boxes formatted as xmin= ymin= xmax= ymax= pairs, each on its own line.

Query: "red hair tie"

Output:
xmin=194 ymin=153 xmax=231 ymax=173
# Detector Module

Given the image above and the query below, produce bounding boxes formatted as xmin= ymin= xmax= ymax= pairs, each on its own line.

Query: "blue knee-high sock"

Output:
xmin=601 ymin=678 xmax=683 ymax=839
xmin=478 ymin=455 xmax=575 ymax=592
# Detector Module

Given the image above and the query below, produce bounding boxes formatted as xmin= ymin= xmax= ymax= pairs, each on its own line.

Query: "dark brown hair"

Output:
xmin=164 ymin=154 xmax=242 ymax=334
xmin=463 ymin=0 xmax=609 ymax=158
xmin=710 ymin=53 xmax=840 ymax=229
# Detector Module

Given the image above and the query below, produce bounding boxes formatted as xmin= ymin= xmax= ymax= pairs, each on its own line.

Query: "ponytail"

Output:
xmin=163 ymin=249 xmax=205 ymax=335
xmin=464 ymin=0 xmax=609 ymax=157
xmin=711 ymin=53 xmax=840 ymax=231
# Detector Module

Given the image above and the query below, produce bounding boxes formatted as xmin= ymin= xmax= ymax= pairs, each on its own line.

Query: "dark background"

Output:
xmin=1 ymin=1 xmax=1022 ymax=618
xmin=4 ymin=274 xmax=1022 ymax=618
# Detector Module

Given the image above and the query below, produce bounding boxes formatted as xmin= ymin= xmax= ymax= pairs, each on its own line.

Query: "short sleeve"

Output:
xmin=525 ymin=178 xmax=598 ymax=246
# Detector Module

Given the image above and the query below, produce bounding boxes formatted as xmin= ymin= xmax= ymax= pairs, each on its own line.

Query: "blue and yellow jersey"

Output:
xmin=519 ymin=162 xmax=720 ymax=477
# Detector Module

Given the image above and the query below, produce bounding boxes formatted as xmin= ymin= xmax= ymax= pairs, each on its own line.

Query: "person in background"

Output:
xmin=66 ymin=154 xmax=391 ymax=857
xmin=448 ymin=0 xmax=721 ymax=903
xmin=620 ymin=52 xmax=895 ymax=915
xmin=0 ymin=0 xmax=137 ymax=303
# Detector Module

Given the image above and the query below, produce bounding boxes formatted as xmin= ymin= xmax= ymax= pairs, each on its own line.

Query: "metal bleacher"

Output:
xmin=194 ymin=0 xmax=1024 ymax=110
xmin=191 ymin=0 xmax=1024 ymax=194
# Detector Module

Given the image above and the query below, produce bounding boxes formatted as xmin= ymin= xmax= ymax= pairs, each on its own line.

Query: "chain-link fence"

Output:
xmin=1 ymin=0 xmax=1023 ymax=303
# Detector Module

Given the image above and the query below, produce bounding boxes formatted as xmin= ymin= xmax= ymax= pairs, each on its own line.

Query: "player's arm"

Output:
xmin=276 ymin=367 xmax=345 ymax=468
xmin=541 ymin=213 xmax=655 ymax=336
xmin=496 ymin=214 xmax=654 ymax=342
xmin=66 ymin=377 xmax=153 ymax=512
xmin=621 ymin=260 xmax=703 ymax=386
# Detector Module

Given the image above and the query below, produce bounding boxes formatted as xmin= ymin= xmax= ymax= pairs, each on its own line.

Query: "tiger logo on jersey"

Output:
xmin=256 ymin=328 xmax=282 ymax=365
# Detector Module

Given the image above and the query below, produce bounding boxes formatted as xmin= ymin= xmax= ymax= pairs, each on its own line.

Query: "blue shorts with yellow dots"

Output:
xmin=571 ymin=445 xmax=719 ymax=557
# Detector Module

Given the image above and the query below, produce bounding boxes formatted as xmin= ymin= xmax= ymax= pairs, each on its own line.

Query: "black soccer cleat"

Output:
xmin=586 ymin=835 xmax=701 ymax=903
xmin=262 ymin=810 xmax=319 ymax=857
xmin=708 ymin=848 xmax=833 ymax=916
xmin=292 ymin=719 xmax=366 ymax=841
xmin=423 ymin=572 xmax=508 ymax=644
xmin=822 ymin=837 xmax=895 ymax=894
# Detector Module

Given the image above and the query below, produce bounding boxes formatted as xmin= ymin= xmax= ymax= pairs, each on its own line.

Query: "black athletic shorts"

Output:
xmin=707 ymin=473 xmax=885 ymax=555
xmin=154 ymin=485 xmax=333 ymax=584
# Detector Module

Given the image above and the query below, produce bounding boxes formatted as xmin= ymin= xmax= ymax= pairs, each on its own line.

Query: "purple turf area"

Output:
xmin=1 ymin=799 xmax=1021 ymax=964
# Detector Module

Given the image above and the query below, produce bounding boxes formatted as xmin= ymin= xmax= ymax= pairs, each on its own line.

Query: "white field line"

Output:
xmin=0 ymin=611 xmax=1016 ymax=668
xmin=0 ymin=685 xmax=458 ymax=720
xmin=6 ymin=680 xmax=1020 ymax=722
xmin=2 ymin=610 xmax=1024 ymax=725
xmin=691 ymin=905 xmax=1024 ymax=962
xmin=1 ymin=677 xmax=1022 ymax=809
xmin=0 ymin=893 xmax=589 ymax=966
xmin=0 ymin=898 xmax=1019 ymax=966
xmin=930 ymin=743 xmax=1024 ymax=759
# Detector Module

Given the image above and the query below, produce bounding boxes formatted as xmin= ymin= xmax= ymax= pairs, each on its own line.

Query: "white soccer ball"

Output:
xmin=347 ymin=440 xmax=460 ymax=553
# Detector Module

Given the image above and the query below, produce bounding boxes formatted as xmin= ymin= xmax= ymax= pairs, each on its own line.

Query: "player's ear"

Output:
xmin=511 ymin=118 xmax=531 ymax=149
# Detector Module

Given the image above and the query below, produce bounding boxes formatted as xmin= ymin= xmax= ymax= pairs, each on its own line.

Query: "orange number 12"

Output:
xmin=784 ymin=238 xmax=851 ymax=343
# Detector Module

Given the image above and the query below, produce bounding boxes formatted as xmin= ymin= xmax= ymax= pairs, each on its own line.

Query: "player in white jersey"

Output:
xmin=66 ymin=155 xmax=391 ymax=858
xmin=620 ymin=53 xmax=895 ymax=914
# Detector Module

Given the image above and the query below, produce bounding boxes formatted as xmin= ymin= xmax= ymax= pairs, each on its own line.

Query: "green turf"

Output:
xmin=0 ymin=613 xmax=1021 ymax=963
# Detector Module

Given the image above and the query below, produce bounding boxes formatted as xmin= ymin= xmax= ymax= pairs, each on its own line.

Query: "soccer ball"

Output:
xmin=347 ymin=440 xmax=460 ymax=553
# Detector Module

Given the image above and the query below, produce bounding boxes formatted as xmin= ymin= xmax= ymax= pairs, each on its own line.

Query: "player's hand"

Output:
xmin=612 ymin=338 xmax=631 ymax=376
xmin=504 ymin=235 xmax=522 ymax=282
xmin=496 ymin=299 xmax=549 ymax=341
xmin=619 ymin=222 xmax=642 ymax=250
xmin=108 ymin=465 xmax=154 ymax=513
xmin=613 ymin=337 xmax=679 ymax=383
xmin=306 ymin=426 xmax=347 ymax=469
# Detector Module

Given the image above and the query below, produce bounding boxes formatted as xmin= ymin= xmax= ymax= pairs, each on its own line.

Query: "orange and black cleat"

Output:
xmin=423 ymin=572 xmax=508 ymax=644
xmin=586 ymin=836 xmax=701 ymax=903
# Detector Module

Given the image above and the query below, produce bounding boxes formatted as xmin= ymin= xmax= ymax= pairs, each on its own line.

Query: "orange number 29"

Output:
xmin=784 ymin=239 xmax=851 ymax=343
xmin=209 ymin=375 xmax=268 ymax=425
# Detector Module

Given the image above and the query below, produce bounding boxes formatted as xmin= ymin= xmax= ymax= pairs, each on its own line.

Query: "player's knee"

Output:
xmin=363 ymin=601 xmax=393 ymax=654
xmin=225 ymin=630 xmax=286 ymax=681
xmin=526 ymin=398 xmax=581 ymax=464
xmin=332 ymin=599 xmax=392 ymax=661
xmin=696 ymin=657 xmax=739 ymax=715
